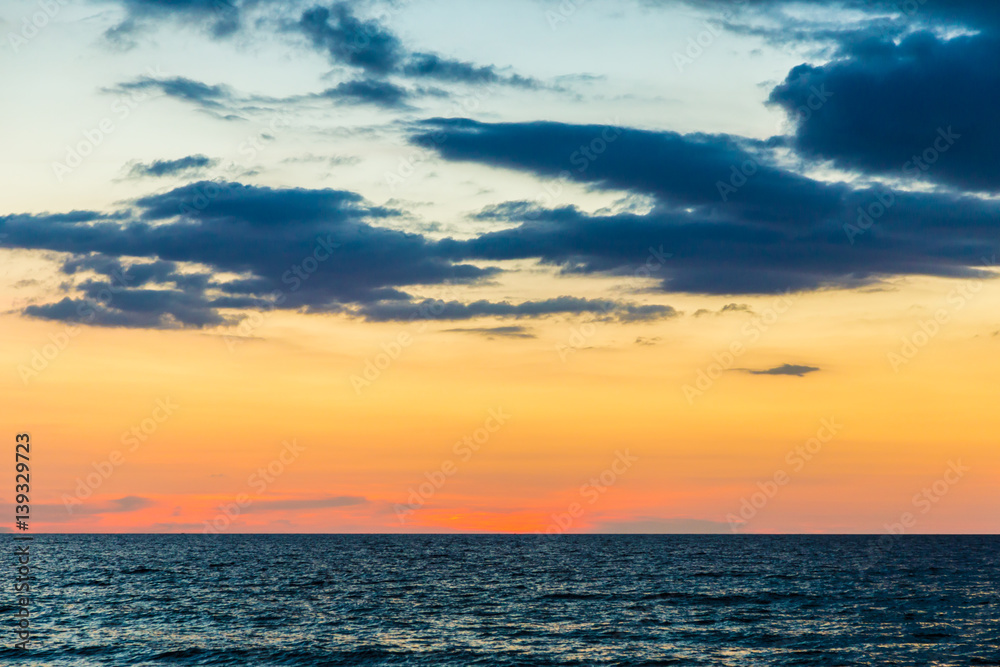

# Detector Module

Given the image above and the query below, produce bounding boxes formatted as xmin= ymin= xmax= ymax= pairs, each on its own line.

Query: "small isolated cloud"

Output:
xmin=243 ymin=496 xmax=368 ymax=513
xmin=282 ymin=154 xmax=361 ymax=167
xmin=742 ymin=363 xmax=820 ymax=377
xmin=318 ymin=78 xmax=412 ymax=109
xmin=444 ymin=325 xmax=536 ymax=339
xmin=694 ymin=303 xmax=754 ymax=317
xmin=79 ymin=495 xmax=156 ymax=514
xmin=634 ymin=336 xmax=661 ymax=346
xmin=115 ymin=76 xmax=234 ymax=108
xmin=128 ymin=155 xmax=218 ymax=178
xmin=593 ymin=517 xmax=734 ymax=534
xmin=151 ymin=522 xmax=206 ymax=531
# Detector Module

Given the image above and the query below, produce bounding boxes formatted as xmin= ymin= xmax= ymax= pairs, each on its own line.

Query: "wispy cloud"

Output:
xmin=127 ymin=155 xmax=218 ymax=178
xmin=443 ymin=326 xmax=537 ymax=339
xmin=242 ymin=496 xmax=368 ymax=513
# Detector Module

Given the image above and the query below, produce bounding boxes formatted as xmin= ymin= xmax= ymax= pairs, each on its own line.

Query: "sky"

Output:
xmin=1 ymin=0 xmax=998 ymax=534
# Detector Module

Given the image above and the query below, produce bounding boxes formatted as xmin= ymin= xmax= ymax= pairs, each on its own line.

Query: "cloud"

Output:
xmin=114 ymin=71 xmax=414 ymax=116
xmin=298 ymin=4 xmax=405 ymax=76
xmin=741 ymin=364 xmax=820 ymax=377
xmin=318 ymin=78 xmax=412 ymax=108
xmin=296 ymin=3 xmax=536 ymax=87
xmin=282 ymin=153 xmax=362 ymax=167
xmin=8 ymin=85 xmax=1000 ymax=331
xmin=3 ymin=182 xmax=675 ymax=329
xmin=3 ymin=496 xmax=155 ymax=524
xmin=694 ymin=303 xmax=754 ymax=317
xmin=115 ymin=76 xmax=234 ymax=109
xmin=151 ymin=522 xmax=207 ymax=531
xmin=1 ymin=181 xmax=497 ymax=328
xmin=769 ymin=31 xmax=1000 ymax=193
xmin=402 ymin=53 xmax=536 ymax=88
xmin=412 ymin=118 xmax=841 ymax=228
xmin=413 ymin=118 xmax=1000 ymax=295
xmin=592 ymin=517 xmax=735 ymax=534
xmin=127 ymin=155 xmax=218 ymax=178
xmin=75 ymin=496 xmax=156 ymax=514
xmin=443 ymin=326 xmax=537 ymax=338
xmin=243 ymin=496 xmax=368 ymax=513
xmin=351 ymin=297 xmax=677 ymax=323
xmin=673 ymin=0 xmax=1000 ymax=36
xmin=103 ymin=0 xmax=248 ymax=45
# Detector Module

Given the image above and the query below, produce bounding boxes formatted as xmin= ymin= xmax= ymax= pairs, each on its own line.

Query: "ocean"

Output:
xmin=6 ymin=535 xmax=998 ymax=665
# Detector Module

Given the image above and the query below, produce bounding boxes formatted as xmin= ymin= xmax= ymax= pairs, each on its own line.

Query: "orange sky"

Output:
xmin=5 ymin=269 xmax=998 ymax=534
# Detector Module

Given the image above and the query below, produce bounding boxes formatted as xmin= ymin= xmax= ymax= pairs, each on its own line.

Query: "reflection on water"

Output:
xmin=8 ymin=534 xmax=999 ymax=666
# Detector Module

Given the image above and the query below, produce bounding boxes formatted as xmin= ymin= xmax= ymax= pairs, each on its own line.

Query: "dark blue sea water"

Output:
xmin=5 ymin=535 xmax=998 ymax=665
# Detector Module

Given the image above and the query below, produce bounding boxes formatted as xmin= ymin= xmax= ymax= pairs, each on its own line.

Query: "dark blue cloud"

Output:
xmin=674 ymin=0 xmax=1000 ymax=34
xmin=769 ymin=31 xmax=1000 ymax=193
xmin=2 ymin=182 xmax=679 ymax=328
xmin=2 ymin=182 xmax=496 ymax=328
xmin=402 ymin=53 xmax=537 ymax=88
xmin=299 ymin=4 xmax=405 ymax=76
xmin=412 ymin=119 xmax=1000 ymax=294
xmin=115 ymin=72 xmax=412 ymax=115
xmin=352 ymin=297 xmax=678 ymax=323
xmin=413 ymin=118 xmax=842 ymax=228
xmin=115 ymin=76 xmax=233 ymax=108
xmin=296 ymin=3 xmax=537 ymax=88
xmin=128 ymin=155 xmax=218 ymax=178
xmin=318 ymin=78 xmax=412 ymax=108
xmin=109 ymin=0 xmax=243 ymax=41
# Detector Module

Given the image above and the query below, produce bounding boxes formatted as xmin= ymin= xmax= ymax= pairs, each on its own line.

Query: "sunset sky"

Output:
xmin=2 ymin=0 xmax=998 ymax=534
